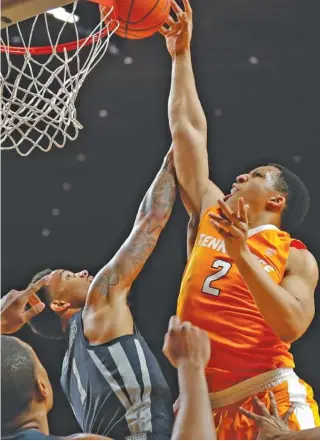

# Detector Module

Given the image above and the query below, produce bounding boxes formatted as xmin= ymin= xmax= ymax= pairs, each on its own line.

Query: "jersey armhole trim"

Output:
xmin=290 ymin=239 xmax=307 ymax=250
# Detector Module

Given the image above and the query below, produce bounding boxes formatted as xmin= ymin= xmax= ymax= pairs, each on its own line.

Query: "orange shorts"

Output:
xmin=211 ymin=369 xmax=320 ymax=440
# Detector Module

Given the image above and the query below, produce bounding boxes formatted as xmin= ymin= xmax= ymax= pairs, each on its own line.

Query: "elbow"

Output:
xmin=279 ymin=307 xmax=314 ymax=343
xmin=279 ymin=332 xmax=300 ymax=344
xmin=170 ymin=119 xmax=207 ymax=138
xmin=277 ymin=324 xmax=305 ymax=344
xmin=140 ymin=209 xmax=172 ymax=229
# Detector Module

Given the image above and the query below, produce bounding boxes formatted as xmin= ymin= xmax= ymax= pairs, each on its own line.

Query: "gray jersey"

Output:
xmin=60 ymin=312 xmax=173 ymax=439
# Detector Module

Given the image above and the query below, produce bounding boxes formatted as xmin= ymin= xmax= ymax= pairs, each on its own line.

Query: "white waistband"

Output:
xmin=209 ymin=368 xmax=297 ymax=409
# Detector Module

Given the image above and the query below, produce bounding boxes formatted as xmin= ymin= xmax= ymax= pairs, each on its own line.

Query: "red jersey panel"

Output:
xmin=177 ymin=206 xmax=295 ymax=392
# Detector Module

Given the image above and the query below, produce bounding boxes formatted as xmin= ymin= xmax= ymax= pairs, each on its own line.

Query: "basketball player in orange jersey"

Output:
xmin=160 ymin=0 xmax=320 ymax=439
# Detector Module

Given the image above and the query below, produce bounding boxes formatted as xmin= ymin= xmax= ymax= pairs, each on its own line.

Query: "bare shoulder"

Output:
xmin=287 ymin=246 xmax=319 ymax=284
xmin=200 ymin=180 xmax=224 ymax=217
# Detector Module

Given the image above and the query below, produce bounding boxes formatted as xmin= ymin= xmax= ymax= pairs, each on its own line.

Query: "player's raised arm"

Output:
xmin=161 ymin=0 xmax=224 ymax=216
xmin=86 ymin=148 xmax=176 ymax=304
xmin=163 ymin=316 xmax=216 ymax=440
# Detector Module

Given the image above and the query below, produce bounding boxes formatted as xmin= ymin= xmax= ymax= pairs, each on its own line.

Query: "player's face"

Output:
xmin=226 ymin=165 xmax=283 ymax=211
xmin=48 ymin=269 xmax=94 ymax=308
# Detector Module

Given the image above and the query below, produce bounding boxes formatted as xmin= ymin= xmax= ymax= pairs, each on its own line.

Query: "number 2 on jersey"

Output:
xmin=201 ymin=259 xmax=232 ymax=296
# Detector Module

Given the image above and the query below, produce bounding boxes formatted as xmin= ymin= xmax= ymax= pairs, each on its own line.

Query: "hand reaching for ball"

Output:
xmin=160 ymin=0 xmax=193 ymax=58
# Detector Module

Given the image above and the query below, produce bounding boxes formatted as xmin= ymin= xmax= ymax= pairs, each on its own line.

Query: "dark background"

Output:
xmin=2 ymin=0 xmax=320 ymax=435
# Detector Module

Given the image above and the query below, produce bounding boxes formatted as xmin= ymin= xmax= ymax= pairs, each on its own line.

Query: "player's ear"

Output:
xmin=266 ymin=195 xmax=286 ymax=213
xmin=50 ymin=300 xmax=70 ymax=313
xmin=35 ymin=377 xmax=50 ymax=400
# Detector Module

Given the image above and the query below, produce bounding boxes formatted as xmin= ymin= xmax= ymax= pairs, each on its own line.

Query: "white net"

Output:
xmin=0 ymin=1 xmax=118 ymax=156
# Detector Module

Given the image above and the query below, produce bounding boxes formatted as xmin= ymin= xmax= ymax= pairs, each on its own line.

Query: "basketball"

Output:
xmin=112 ymin=0 xmax=171 ymax=39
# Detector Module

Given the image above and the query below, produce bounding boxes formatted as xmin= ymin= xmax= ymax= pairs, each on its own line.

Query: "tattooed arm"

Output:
xmin=86 ymin=148 xmax=176 ymax=305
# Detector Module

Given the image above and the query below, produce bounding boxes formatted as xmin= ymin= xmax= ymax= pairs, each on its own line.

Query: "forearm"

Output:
xmin=89 ymin=152 xmax=176 ymax=296
xmin=236 ymin=250 xmax=303 ymax=342
xmin=168 ymin=52 xmax=209 ymax=213
xmin=169 ymin=51 xmax=207 ymax=133
xmin=172 ymin=364 xmax=216 ymax=440
xmin=136 ymin=150 xmax=176 ymax=225
xmin=274 ymin=427 xmax=320 ymax=440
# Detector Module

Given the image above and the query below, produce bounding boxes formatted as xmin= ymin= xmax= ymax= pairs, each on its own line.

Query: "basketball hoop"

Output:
xmin=0 ymin=0 xmax=119 ymax=156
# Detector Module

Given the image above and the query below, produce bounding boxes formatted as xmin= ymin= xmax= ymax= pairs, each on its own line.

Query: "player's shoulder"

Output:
xmin=287 ymin=242 xmax=318 ymax=279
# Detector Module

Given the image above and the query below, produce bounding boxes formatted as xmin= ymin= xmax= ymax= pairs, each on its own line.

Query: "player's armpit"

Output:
xmin=172 ymin=127 xmax=224 ymax=215
xmin=187 ymin=213 xmax=199 ymax=258
xmin=280 ymin=248 xmax=318 ymax=338
xmin=200 ymin=180 xmax=225 ymax=217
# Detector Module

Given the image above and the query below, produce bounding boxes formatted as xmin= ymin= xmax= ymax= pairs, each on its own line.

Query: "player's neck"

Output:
xmin=247 ymin=210 xmax=281 ymax=230
xmin=60 ymin=307 xmax=81 ymax=332
xmin=8 ymin=403 xmax=49 ymax=436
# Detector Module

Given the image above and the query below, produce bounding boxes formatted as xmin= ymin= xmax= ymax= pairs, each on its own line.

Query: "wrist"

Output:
xmin=235 ymin=245 xmax=252 ymax=264
xmin=172 ymin=49 xmax=191 ymax=62
xmin=177 ymin=361 xmax=208 ymax=397
xmin=177 ymin=359 xmax=206 ymax=372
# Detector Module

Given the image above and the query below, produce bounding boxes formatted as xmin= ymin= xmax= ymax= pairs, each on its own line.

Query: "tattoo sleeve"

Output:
xmin=90 ymin=148 xmax=177 ymax=298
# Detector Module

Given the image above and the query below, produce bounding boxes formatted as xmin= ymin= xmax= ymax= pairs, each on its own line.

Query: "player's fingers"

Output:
xmin=162 ymin=332 xmax=169 ymax=352
xmin=181 ymin=321 xmax=192 ymax=332
xmin=168 ymin=315 xmax=181 ymax=334
xmin=182 ymin=0 xmax=192 ymax=15
xmin=217 ymin=198 xmax=240 ymax=225
xmin=28 ymin=293 xmax=42 ymax=307
xmin=22 ymin=303 xmax=45 ymax=322
xmin=25 ymin=276 xmax=48 ymax=295
xmin=228 ymin=224 xmax=242 ymax=238
xmin=269 ymin=391 xmax=280 ymax=418
xmin=171 ymin=0 xmax=183 ymax=15
xmin=179 ymin=12 xmax=188 ymax=23
xmin=210 ymin=216 xmax=242 ymax=238
xmin=238 ymin=198 xmax=249 ymax=224
xmin=239 ymin=407 xmax=260 ymax=421
xmin=254 ymin=396 xmax=270 ymax=418
xmin=22 ymin=276 xmax=48 ymax=305
xmin=209 ymin=213 xmax=232 ymax=227
xmin=166 ymin=15 xmax=177 ymax=26
xmin=210 ymin=220 xmax=233 ymax=238
xmin=159 ymin=25 xmax=170 ymax=35
xmin=283 ymin=405 xmax=295 ymax=423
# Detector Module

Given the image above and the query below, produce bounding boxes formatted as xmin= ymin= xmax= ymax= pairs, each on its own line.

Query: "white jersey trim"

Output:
xmin=248 ymin=224 xmax=279 ymax=238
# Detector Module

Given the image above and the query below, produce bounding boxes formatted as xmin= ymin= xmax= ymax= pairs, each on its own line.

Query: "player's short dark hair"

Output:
xmin=270 ymin=164 xmax=310 ymax=231
xmin=1 ymin=336 xmax=35 ymax=430
xmin=28 ymin=269 xmax=65 ymax=340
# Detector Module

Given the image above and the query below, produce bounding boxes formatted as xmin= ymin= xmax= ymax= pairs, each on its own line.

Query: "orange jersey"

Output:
xmin=177 ymin=206 xmax=299 ymax=392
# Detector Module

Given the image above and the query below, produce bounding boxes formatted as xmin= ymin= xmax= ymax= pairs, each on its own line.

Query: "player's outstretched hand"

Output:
xmin=159 ymin=0 xmax=193 ymax=58
xmin=239 ymin=392 xmax=294 ymax=440
xmin=1 ymin=277 xmax=47 ymax=334
xmin=209 ymin=197 xmax=250 ymax=260
xmin=163 ymin=315 xmax=210 ymax=369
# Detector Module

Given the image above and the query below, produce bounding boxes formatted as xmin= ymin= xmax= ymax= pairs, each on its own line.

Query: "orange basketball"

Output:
xmin=113 ymin=0 xmax=171 ymax=39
